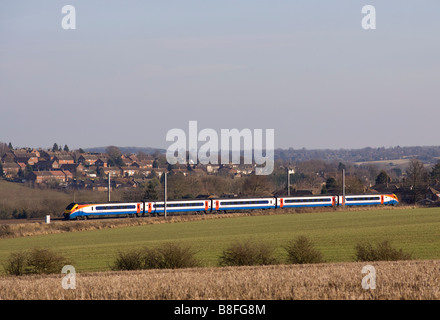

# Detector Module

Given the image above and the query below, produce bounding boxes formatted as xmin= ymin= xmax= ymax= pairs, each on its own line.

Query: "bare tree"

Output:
xmin=241 ymin=174 xmax=274 ymax=197
xmin=106 ymin=146 xmax=121 ymax=159
xmin=406 ymin=159 xmax=428 ymax=203
xmin=0 ymin=142 xmax=9 ymax=155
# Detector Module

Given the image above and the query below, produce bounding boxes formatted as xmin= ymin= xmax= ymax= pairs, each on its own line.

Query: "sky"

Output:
xmin=1 ymin=1 xmax=439 ymax=151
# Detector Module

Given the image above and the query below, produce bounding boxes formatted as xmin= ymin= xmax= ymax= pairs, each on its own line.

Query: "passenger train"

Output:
xmin=63 ymin=194 xmax=399 ymax=220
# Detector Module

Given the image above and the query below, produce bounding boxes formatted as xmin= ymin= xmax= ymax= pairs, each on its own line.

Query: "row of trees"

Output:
xmin=51 ymin=143 xmax=70 ymax=152
xmin=3 ymin=142 xmax=439 ymax=204
xmin=121 ymin=158 xmax=440 ymax=205
xmin=1 ymin=142 xmax=71 ymax=153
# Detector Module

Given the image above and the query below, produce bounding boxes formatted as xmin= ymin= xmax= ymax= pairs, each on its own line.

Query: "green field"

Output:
xmin=1 ymin=207 xmax=440 ymax=273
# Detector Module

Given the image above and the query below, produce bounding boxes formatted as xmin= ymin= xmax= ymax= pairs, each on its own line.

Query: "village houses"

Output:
xmin=1 ymin=147 xmax=259 ymax=191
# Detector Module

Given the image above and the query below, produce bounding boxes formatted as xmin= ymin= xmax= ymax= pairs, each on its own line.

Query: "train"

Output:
xmin=63 ymin=193 xmax=399 ymax=220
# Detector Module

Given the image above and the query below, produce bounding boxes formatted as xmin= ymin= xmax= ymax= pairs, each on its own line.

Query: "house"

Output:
xmin=121 ymin=157 xmax=134 ymax=166
xmin=92 ymin=181 xmax=109 ymax=192
xmin=127 ymin=154 xmax=138 ymax=162
xmin=132 ymin=160 xmax=154 ymax=169
xmin=120 ymin=166 xmax=141 ymax=177
xmin=13 ymin=152 xmax=39 ymax=165
xmin=29 ymin=149 xmax=41 ymax=158
xmin=100 ymin=167 xmax=121 ymax=177
xmin=33 ymin=160 xmax=60 ymax=171
xmin=60 ymin=163 xmax=85 ymax=175
xmin=39 ymin=151 xmax=66 ymax=161
xmin=53 ymin=155 xmax=74 ymax=165
xmin=1 ymin=152 xmax=16 ymax=163
xmin=62 ymin=170 xmax=74 ymax=181
xmin=1 ymin=162 xmax=20 ymax=178
xmin=29 ymin=171 xmax=57 ymax=184
xmin=49 ymin=171 xmax=68 ymax=182
xmin=78 ymin=154 xmax=99 ymax=166
xmin=95 ymin=157 xmax=108 ymax=168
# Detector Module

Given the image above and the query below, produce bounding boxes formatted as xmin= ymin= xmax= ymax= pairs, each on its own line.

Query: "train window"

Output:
xmin=346 ymin=197 xmax=380 ymax=202
xmin=96 ymin=205 xmax=136 ymax=210
xmin=222 ymin=200 xmax=267 ymax=206
xmin=285 ymin=198 xmax=331 ymax=204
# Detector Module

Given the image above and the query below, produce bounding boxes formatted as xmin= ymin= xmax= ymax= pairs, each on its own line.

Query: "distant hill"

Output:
xmin=84 ymin=146 xmax=166 ymax=155
xmin=274 ymin=146 xmax=440 ymax=164
xmin=83 ymin=145 xmax=440 ymax=165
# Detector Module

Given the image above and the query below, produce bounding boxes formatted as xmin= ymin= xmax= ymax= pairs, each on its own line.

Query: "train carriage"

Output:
xmin=64 ymin=202 xmax=144 ymax=219
xmin=212 ymin=197 xmax=276 ymax=212
xmin=277 ymin=195 xmax=335 ymax=208
xmin=153 ymin=199 xmax=211 ymax=215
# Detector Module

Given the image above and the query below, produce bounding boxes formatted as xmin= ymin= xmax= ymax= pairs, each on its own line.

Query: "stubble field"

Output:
xmin=0 ymin=206 xmax=440 ymax=300
xmin=0 ymin=260 xmax=439 ymax=300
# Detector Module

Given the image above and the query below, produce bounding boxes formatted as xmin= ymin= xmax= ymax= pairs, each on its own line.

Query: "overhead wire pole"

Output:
xmin=342 ymin=169 xmax=345 ymax=208
xmin=287 ymin=167 xmax=290 ymax=196
xmin=108 ymin=172 xmax=111 ymax=202
xmin=164 ymin=171 xmax=167 ymax=218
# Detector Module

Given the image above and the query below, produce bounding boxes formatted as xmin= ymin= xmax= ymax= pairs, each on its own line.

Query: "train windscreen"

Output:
xmin=65 ymin=203 xmax=77 ymax=210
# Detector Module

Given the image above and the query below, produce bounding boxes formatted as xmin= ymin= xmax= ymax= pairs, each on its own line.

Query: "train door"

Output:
xmin=334 ymin=195 xmax=340 ymax=206
xmin=381 ymin=195 xmax=384 ymax=205
xmin=279 ymin=198 xmax=284 ymax=208
xmin=215 ymin=200 xmax=220 ymax=211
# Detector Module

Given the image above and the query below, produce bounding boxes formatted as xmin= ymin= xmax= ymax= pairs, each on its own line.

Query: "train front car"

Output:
xmin=383 ymin=194 xmax=399 ymax=205
xmin=343 ymin=194 xmax=399 ymax=206
xmin=64 ymin=202 xmax=144 ymax=219
xmin=63 ymin=202 xmax=82 ymax=220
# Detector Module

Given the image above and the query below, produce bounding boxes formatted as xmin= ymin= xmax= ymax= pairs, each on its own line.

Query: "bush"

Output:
xmin=152 ymin=242 xmax=200 ymax=269
xmin=285 ymin=235 xmax=324 ymax=264
xmin=3 ymin=248 xmax=69 ymax=276
xmin=27 ymin=248 xmax=70 ymax=274
xmin=3 ymin=251 xmax=28 ymax=276
xmin=112 ymin=242 xmax=200 ymax=271
xmin=112 ymin=249 xmax=144 ymax=271
xmin=355 ymin=240 xmax=412 ymax=261
xmin=0 ymin=225 xmax=13 ymax=238
xmin=143 ymin=247 xmax=164 ymax=269
xmin=219 ymin=239 xmax=278 ymax=267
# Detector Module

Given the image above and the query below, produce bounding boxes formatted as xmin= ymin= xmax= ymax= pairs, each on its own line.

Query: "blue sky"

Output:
xmin=1 ymin=1 xmax=439 ymax=150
